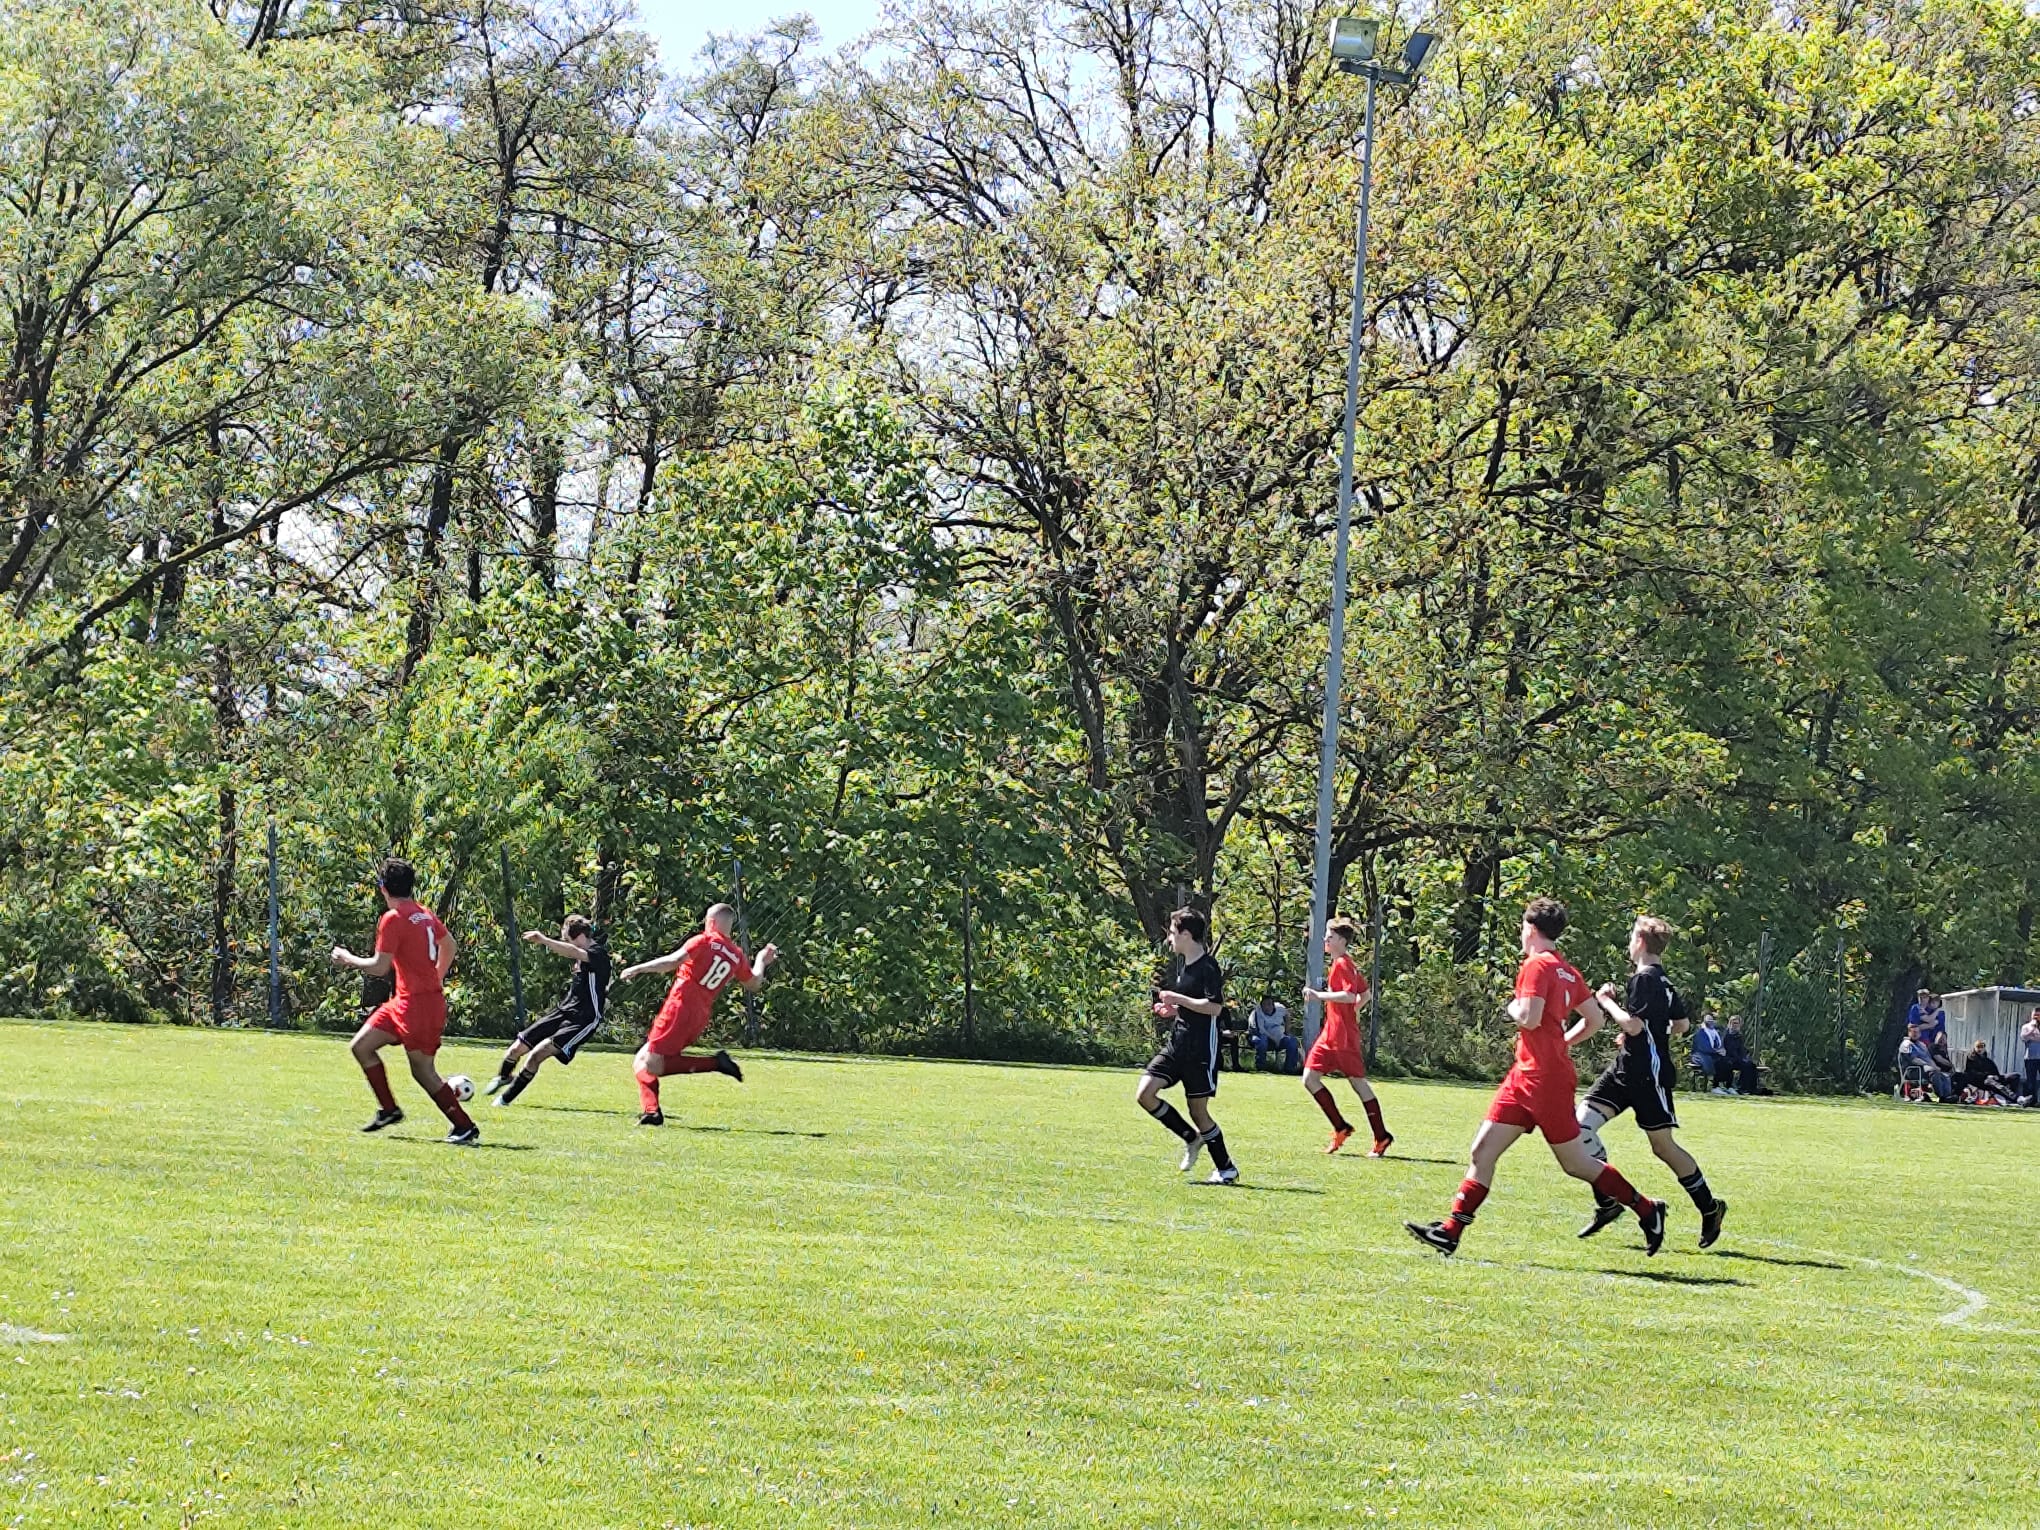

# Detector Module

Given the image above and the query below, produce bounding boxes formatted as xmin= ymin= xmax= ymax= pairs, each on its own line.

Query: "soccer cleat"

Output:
xmin=1206 ymin=1166 xmax=1240 ymax=1185
xmin=1179 ymin=1136 xmax=1205 ymax=1173
xmin=445 ymin=1124 xmax=480 ymax=1146
xmin=1699 ymin=1199 xmax=1728 ymax=1249
xmin=637 ymin=1110 xmax=665 ymax=1127
xmin=1404 ymin=1220 xmax=1458 ymax=1257
xmin=1578 ymin=1201 xmax=1626 ymax=1240
xmin=1368 ymin=1135 xmax=1395 ymax=1159
xmin=712 ymin=1050 xmax=744 ymax=1082
xmin=485 ymin=1073 xmax=510 ymax=1096
xmin=1638 ymin=1199 xmax=1667 ymax=1256
xmin=360 ymin=1107 xmax=404 ymax=1133
xmin=1325 ymin=1126 xmax=1354 ymax=1155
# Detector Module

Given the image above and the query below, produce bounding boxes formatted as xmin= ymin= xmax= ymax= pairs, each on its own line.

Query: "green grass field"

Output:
xmin=2 ymin=1020 xmax=2036 ymax=1528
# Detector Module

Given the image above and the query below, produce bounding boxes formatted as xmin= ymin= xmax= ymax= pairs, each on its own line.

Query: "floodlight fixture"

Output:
xmin=1400 ymin=31 xmax=1437 ymax=75
xmin=1328 ymin=16 xmax=1379 ymax=63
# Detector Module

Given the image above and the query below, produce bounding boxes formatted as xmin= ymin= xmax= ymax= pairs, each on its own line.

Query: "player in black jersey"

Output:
xmin=1575 ymin=915 xmax=1726 ymax=1247
xmin=487 ymin=915 xmax=611 ymax=1105
xmin=1133 ymin=907 xmax=1240 ymax=1184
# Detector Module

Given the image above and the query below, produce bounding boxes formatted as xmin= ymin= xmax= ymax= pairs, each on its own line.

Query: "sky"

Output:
xmin=632 ymin=0 xmax=888 ymax=69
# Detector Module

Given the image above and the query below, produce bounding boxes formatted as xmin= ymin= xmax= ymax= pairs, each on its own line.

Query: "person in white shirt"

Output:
xmin=1248 ymin=994 xmax=1299 ymax=1073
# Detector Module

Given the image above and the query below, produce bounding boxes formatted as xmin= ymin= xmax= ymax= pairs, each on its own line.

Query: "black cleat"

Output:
xmin=445 ymin=1124 xmax=480 ymax=1146
xmin=1578 ymin=1201 xmax=1626 ymax=1240
xmin=361 ymin=1107 xmax=404 ymax=1133
xmin=1638 ymin=1199 xmax=1667 ymax=1256
xmin=712 ymin=1050 xmax=744 ymax=1082
xmin=637 ymin=1110 xmax=665 ymax=1127
xmin=1404 ymin=1219 xmax=1459 ymax=1257
xmin=1699 ymin=1199 xmax=1728 ymax=1249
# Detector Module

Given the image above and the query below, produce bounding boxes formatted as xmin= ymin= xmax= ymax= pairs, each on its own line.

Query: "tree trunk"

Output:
xmin=210 ymin=643 xmax=238 ymax=1026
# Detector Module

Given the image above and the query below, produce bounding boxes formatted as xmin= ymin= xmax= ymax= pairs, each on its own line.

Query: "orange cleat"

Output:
xmin=1325 ymin=1127 xmax=1354 ymax=1154
xmin=1368 ymin=1135 xmax=1394 ymax=1159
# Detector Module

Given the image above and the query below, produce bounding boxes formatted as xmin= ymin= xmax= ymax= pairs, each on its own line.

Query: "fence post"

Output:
xmin=732 ymin=852 xmax=760 ymax=1045
xmin=1365 ymin=898 xmax=1384 ymax=1068
xmin=961 ymin=870 xmax=976 ymax=1053
xmin=1832 ymin=929 xmax=1848 ymax=1090
xmin=500 ymin=845 xmax=526 ymax=1033
xmin=1749 ymin=925 xmax=1773 ymax=1054
xmin=266 ymin=818 xmax=282 ymax=1028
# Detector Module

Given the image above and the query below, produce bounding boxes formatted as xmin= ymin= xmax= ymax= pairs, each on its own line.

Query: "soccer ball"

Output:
xmin=446 ymin=1074 xmax=475 ymax=1102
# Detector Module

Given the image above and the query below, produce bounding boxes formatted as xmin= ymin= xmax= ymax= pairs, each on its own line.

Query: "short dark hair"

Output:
xmin=376 ymin=858 xmax=416 ymax=898
xmin=1523 ymin=897 xmax=1567 ymax=938
xmin=1327 ymin=915 xmax=1362 ymax=944
xmin=563 ymin=915 xmax=594 ymax=941
xmin=1169 ymin=907 xmax=1207 ymax=944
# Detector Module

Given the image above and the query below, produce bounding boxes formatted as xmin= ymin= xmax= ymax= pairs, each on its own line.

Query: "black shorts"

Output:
xmin=517 ymin=1006 xmax=603 ymax=1064
xmin=1144 ymin=1020 xmax=1220 ymax=1100
xmin=1583 ymin=1059 xmax=1678 ymax=1133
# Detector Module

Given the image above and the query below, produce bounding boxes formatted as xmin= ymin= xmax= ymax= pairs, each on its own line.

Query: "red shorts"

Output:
xmin=646 ymin=1003 xmax=710 ymax=1058
xmin=366 ymin=994 xmax=447 ymax=1056
xmin=1485 ymin=1068 xmax=1579 ymax=1144
xmin=1304 ymin=1037 xmax=1366 ymax=1078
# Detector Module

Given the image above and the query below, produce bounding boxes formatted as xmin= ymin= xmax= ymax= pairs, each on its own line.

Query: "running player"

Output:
xmin=486 ymin=916 xmax=611 ymax=1106
xmin=616 ymin=905 xmax=776 ymax=1125
xmin=1405 ymin=897 xmax=1664 ymax=1256
xmin=1298 ymin=914 xmax=1392 ymax=1156
xmin=329 ymin=858 xmax=479 ymax=1144
xmin=1133 ymin=907 xmax=1240 ymax=1185
xmin=1575 ymin=915 xmax=1727 ymax=1247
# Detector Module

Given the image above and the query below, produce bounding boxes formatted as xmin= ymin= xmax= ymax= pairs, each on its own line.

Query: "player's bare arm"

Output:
xmin=1565 ymin=993 xmax=1608 ymax=1046
xmin=738 ymin=943 xmax=779 ymax=993
xmin=1302 ymin=986 xmax=1367 ymax=1005
xmin=1593 ymin=983 xmax=1645 ymax=1035
xmin=619 ymin=948 xmax=688 ymax=982
xmin=1156 ymin=989 xmax=1222 ymax=1016
xmin=523 ymin=930 xmax=589 ymax=962
xmin=329 ymin=945 xmax=393 ymax=976
xmin=1508 ymin=993 xmax=1545 ymax=1030
xmin=435 ymin=932 xmax=457 ymax=980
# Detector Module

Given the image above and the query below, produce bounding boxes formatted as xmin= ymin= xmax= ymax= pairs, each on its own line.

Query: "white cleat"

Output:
xmin=1206 ymin=1166 xmax=1239 ymax=1185
xmin=1179 ymin=1136 xmax=1205 ymax=1173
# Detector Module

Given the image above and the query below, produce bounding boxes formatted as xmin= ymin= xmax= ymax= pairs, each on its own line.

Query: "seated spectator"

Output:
xmin=1929 ymin=1029 xmax=1955 ymax=1079
xmin=2022 ymin=1008 xmax=2040 ymax=1107
xmin=1248 ymin=995 xmax=1300 ymax=1074
xmin=1898 ymin=1024 xmax=1954 ymax=1102
xmin=1216 ymin=1006 xmax=1243 ymax=1072
xmin=1723 ymin=1015 xmax=1763 ymax=1095
xmin=1692 ymin=1015 xmax=1730 ymax=1092
xmin=1961 ymin=1039 xmax=2021 ymax=1104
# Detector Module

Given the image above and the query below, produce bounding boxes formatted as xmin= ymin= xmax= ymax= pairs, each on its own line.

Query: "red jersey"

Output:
xmin=1321 ymin=954 xmax=1369 ymax=1054
xmin=1511 ymin=947 xmax=1588 ymax=1080
xmin=658 ymin=931 xmax=754 ymax=1031
xmin=376 ymin=899 xmax=449 ymax=1000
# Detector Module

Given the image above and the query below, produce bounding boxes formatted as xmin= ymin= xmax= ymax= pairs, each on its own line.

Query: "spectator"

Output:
xmin=1961 ymin=1039 xmax=2021 ymax=1104
xmin=2022 ymin=1008 xmax=2040 ymax=1107
xmin=1928 ymin=1028 xmax=1955 ymax=1079
xmin=1248 ymin=994 xmax=1300 ymax=1074
xmin=1216 ymin=1006 xmax=1243 ymax=1072
xmin=1692 ymin=1015 xmax=1729 ymax=1092
xmin=1723 ymin=1015 xmax=1762 ymax=1095
xmin=1907 ymin=990 xmax=1948 ymax=1050
xmin=1898 ymin=1023 xmax=1953 ymax=1102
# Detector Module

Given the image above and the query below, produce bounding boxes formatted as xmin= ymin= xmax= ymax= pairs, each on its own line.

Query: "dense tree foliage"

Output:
xmin=3 ymin=0 xmax=2035 ymax=1085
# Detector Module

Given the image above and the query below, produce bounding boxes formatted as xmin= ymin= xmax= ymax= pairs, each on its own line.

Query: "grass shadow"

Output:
xmin=1202 ymin=1183 xmax=1325 ymax=1195
xmin=665 ymin=1124 xmax=831 ymax=1140
xmin=385 ymin=1137 xmax=538 ymax=1153
xmin=1597 ymin=1267 xmax=1748 ymax=1288
xmin=1706 ymin=1250 xmax=1845 ymax=1271
xmin=1349 ymin=1154 xmax=1460 ymax=1167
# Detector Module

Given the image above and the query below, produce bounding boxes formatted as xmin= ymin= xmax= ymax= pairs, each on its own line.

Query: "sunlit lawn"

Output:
xmin=2 ymin=1019 xmax=2036 ymax=1527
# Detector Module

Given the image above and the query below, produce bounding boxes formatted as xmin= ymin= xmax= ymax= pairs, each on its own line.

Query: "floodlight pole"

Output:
xmin=1304 ymin=64 xmax=1380 ymax=1047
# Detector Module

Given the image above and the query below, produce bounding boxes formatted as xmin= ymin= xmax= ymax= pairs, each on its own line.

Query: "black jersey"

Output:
xmin=555 ymin=941 xmax=611 ymax=1020
xmin=1613 ymin=963 xmax=1686 ymax=1084
xmin=1167 ymin=952 xmax=1224 ymax=1050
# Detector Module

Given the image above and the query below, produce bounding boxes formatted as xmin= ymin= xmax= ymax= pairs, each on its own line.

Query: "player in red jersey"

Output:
xmin=1298 ymin=914 xmax=1392 ymax=1156
xmin=329 ymin=858 xmax=480 ymax=1144
xmin=1406 ymin=897 xmax=1665 ymax=1257
xmin=616 ymin=904 xmax=777 ymax=1125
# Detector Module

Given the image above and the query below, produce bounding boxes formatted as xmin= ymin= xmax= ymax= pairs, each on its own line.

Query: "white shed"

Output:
xmin=1939 ymin=988 xmax=2040 ymax=1074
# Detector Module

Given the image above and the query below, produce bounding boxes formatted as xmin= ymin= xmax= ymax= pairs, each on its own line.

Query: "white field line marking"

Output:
xmin=0 ymin=1323 xmax=69 ymax=1344
xmin=1756 ymin=1238 xmax=1987 ymax=1326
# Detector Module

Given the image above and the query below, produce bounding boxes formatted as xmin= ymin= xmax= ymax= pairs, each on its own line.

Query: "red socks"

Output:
xmin=430 ymin=1083 xmax=474 ymax=1131
xmin=1446 ymin=1177 xmax=1489 ymax=1234
xmin=636 ymin=1067 xmax=661 ymax=1113
xmin=1310 ymin=1085 xmax=1353 ymax=1134
xmin=1362 ymin=1095 xmax=1388 ymax=1143
xmin=1592 ymin=1164 xmax=1649 ymax=1210
xmin=362 ymin=1059 xmax=398 ymax=1111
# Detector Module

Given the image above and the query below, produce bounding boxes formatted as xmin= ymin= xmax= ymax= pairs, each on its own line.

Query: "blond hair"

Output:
xmin=1632 ymin=915 xmax=1673 ymax=957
